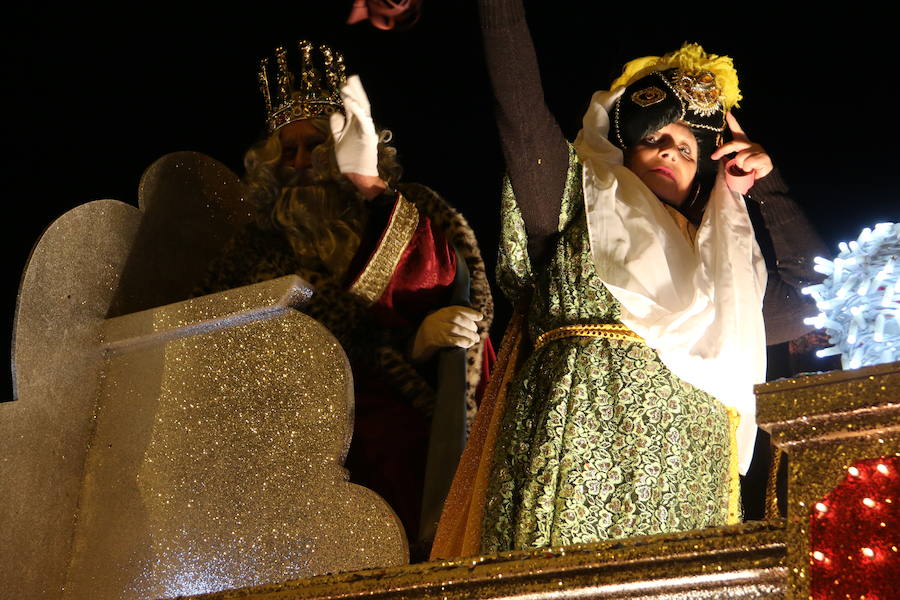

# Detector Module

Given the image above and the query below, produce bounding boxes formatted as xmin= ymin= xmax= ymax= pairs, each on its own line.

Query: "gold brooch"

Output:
xmin=631 ymin=86 xmax=666 ymax=107
xmin=671 ymin=70 xmax=721 ymax=117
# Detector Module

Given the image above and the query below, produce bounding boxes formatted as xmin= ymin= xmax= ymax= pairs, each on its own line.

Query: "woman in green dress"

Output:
xmin=431 ymin=0 xmax=824 ymax=557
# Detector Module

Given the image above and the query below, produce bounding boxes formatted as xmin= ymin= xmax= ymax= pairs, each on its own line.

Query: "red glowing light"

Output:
xmin=809 ymin=457 xmax=900 ymax=600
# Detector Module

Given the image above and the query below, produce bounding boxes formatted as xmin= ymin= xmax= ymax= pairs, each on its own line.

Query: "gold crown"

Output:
xmin=258 ymin=41 xmax=347 ymax=133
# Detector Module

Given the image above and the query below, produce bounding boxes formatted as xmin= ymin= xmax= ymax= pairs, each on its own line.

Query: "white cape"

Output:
xmin=574 ymin=89 xmax=767 ymax=474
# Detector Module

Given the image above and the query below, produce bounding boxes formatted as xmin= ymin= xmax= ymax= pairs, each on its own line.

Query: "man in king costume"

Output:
xmin=197 ymin=42 xmax=493 ymax=556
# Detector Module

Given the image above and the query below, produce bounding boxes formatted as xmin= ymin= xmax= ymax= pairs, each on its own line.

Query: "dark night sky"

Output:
xmin=4 ymin=4 xmax=898 ymax=402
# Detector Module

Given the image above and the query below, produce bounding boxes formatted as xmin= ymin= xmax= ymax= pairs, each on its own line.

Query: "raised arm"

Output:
xmin=746 ymin=170 xmax=828 ymax=344
xmin=479 ymin=0 xmax=568 ymax=267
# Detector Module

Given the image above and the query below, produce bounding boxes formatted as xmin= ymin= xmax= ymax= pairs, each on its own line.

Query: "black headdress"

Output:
xmin=607 ymin=45 xmax=740 ymax=223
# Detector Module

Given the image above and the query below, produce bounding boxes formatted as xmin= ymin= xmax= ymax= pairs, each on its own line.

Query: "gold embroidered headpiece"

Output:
xmin=258 ymin=41 xmax=347 ymax=133
xmin=608 ymin=43 xmax=742 ymax=224
xmin=609 ymin=43 xmax=742 ymax=149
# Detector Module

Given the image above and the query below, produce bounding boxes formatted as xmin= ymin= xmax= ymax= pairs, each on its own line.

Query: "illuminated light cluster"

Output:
xmin=802 ymin=222 xmax=900 ymax=369
xmin=809 ymin=458 xmax=899 ymax=600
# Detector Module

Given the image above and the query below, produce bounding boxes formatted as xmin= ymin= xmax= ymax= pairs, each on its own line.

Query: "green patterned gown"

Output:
xmin=481 ymin=150 xmax=735 ymax=553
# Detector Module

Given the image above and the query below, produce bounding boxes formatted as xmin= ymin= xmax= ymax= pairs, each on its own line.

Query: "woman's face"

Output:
xmin=279 ymin=119 xmax=327 ymax=175
xmin=624 ymin=122 xmax=698 ymax=207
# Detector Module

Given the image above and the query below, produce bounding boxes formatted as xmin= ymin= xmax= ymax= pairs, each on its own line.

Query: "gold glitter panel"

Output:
xmin=183 ymin=521 xmax=786 ymax=600
xmin=103 ymin=275 xmax=313 ymax=350
xmin=757 ymin=361 xmax=900 ymax=431
xmin=3 ymin=199 xmax=143 ymax=600
xmin=756 ymin=363 xmax=900 ymax=600
xmin=5 ymin=150 xmax=251 ymax=600
xmin=109 ymin=151 xmax=251 ymax=317
xmin=61 ymin=277 xmax=407 ymax=599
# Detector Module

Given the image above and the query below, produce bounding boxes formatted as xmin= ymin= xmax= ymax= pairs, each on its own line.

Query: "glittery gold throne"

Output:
xmin=3 ymin=152 xmax=407 ymax=600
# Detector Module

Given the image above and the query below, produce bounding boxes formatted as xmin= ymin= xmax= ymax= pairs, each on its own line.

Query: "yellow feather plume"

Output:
xmin=609 ymin=42 xmax=742 ymax=109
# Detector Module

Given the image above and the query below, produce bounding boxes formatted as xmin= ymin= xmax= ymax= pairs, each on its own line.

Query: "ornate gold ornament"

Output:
xmin=670 ymin=69 xmax=722 ymax=118
xmin=258 ymin=41 xmax=347 ymax=133
xmin=631 ymin=85 xmax=666 ymax=107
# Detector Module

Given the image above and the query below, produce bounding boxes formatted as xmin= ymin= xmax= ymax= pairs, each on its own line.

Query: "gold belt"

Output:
xmin=533 ymin=323 xmax=645 ymax=351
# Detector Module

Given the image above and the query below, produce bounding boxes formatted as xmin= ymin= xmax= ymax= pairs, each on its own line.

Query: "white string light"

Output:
xmin=803 ymin=222 xmax=900 ymax=369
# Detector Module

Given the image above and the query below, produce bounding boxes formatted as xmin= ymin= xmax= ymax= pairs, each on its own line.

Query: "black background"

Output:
xmin=3 ymin=3 xmax=897 ymax=515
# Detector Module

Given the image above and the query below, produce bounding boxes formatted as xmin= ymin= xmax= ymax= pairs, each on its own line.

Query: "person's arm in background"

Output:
xmin=713 ymin=112 xmax=828 ymax=345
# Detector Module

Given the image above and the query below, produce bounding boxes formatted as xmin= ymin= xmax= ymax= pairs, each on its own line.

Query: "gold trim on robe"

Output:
xmin=349 ymin=194 xmax=420 ymax=306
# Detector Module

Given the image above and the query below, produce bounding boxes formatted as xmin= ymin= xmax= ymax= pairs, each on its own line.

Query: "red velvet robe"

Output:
xmin=344 ymin=193 xmax=458 ymax=540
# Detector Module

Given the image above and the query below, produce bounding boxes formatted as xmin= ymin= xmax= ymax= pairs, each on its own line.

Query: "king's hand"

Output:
xmin=330 ymin=75 xmax=380 ymax=178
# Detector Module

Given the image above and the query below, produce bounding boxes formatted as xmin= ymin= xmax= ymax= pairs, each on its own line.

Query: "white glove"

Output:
xmin=411 ymin=306 xmax=483 ymax=362
xmin=329 ymin=75 xmax=379 ymax=177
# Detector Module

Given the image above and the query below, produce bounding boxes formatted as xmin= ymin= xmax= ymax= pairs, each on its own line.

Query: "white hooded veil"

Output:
xmin=574 ymin=88 xmax=767 ymax=474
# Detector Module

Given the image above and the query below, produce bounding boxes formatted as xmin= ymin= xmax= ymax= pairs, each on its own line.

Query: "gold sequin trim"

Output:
xmin=533 ymin=323 xmax=645 ymax=351
xmin=765 ymin=446 xmax=784 ymax=519
xmin=348 ymin=193 xmax=420 ymax=306
xmin=725 ymin=406 xmax=742 ymax=524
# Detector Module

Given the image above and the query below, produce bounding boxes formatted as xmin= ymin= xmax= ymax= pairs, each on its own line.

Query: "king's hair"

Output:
xmin=243 ymin=119 xmax=403 ymax=283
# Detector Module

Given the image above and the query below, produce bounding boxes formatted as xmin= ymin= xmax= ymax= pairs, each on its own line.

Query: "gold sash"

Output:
xmin=348 ymin=194 xmax=419 ymax=306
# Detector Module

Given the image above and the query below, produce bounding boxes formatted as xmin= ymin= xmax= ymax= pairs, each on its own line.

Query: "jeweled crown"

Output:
xmin=258 ymin=41 xmax=347 ymax=133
